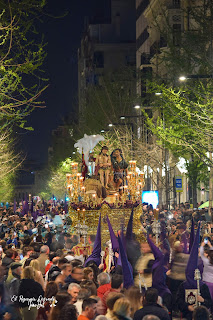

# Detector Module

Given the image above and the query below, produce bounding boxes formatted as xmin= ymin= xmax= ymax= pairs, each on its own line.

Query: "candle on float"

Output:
xmin=115 ymin=193 xmax=118 ymax=202
xmin=77 ymin=208 xmax=80 ymax=220
xmin=82 ymin=208 xmax=86 ymax=221
xmin=81 ymin=186 xmax=86 ymax=194
xmin=128 ymin=172 xmax=133 ymax=180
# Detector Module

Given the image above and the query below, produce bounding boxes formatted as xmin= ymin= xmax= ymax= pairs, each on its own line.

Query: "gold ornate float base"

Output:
xmin=69 ymin=203 xmax=145 ymax=246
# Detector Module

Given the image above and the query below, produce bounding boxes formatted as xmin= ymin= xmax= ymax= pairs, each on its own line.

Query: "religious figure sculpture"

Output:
xmin=111 ymin=149 xmax=128 ymax=191
xmin=95 ymin=146 xmax=111 ymax=189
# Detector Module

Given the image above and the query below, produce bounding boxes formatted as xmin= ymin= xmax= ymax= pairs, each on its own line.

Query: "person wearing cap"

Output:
xmin=5 ymin=262 xmax=22 ymax=296
xmin=5 ymin=262 xmax=22 ymax=320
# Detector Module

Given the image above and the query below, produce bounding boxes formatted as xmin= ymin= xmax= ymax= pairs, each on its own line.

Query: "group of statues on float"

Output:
xmin=85 ymin=146 xmax=128 ymax=194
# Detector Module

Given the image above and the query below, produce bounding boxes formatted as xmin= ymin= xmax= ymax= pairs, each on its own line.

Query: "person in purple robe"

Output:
xmin=176 ymin=222 xmax=212 ymax=320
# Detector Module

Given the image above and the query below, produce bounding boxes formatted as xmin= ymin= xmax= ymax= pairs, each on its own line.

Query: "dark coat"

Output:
xmin=133 ymin=303 xmax=170 ymax=320
xmin=18 ymin=279 xmax=44 ymax=309
xmin=176 ymin=282 xmax=212 ymax=320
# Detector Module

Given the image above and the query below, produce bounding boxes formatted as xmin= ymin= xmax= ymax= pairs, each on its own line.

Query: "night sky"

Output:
xmin=21 ymin=0 xmax=105 ymax=164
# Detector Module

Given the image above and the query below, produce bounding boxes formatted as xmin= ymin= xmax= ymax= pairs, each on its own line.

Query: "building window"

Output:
xmin=125 ymin=55 xmax=136 ymax=66
xmin=93 ymin=51 xmax=104 ymax=68
xmin=141 ymin=53 xmax=151 ymax=65
xmin=173 ymin=0 xmax=180 ymax=8
xmin=173 ymin=24 xmax=181 ymax=46
xmin=141 ymin=67 xmax=152 ymax=97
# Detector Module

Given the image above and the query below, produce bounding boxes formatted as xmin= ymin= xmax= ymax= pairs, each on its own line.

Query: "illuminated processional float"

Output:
xmin=66 ymin=134 xmax=145 ymax=246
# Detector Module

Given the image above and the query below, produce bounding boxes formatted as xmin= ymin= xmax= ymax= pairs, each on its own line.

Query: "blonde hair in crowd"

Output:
xmin=30 ymin=259 xmax=40 ymax=272
xmin=112 ymin=298 xmax=131 ymax=319
xmin=125 ymin=286 xmax=143 ymax=318
xmin=21 ymin=266 xmax=35 ymax=280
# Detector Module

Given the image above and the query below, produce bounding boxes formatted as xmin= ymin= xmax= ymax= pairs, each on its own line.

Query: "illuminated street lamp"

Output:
xmin=179 ymin=75 xmax=187 ymax=81
xmin=134 ymin=105 xmax=140 ymax=109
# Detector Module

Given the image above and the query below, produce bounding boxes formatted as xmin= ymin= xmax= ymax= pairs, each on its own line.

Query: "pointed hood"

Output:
xmin=125 ymin=207 xmax=134 ymax=240
xmin=189 ymin=218 xmax=195 ymax=253
xmin=30 ymin=196 xmax=34 ymax=214
xmin=117 ymin=225 xmax=126 ymax=266
xmin=85 ymin=214 xmax=101 ymax=267
xmin=118 ymin=235 xmax=134 ymax=289
xmin=13 ymin=199 xmax=16 ymax=214
xmin=24 ymin=194 xmax=29 ymax=214
xmin=147 ymin=233 xmax=171 ymax=296
xmin=184 ymin=222 xmax=203 ymax=289
xmin=106 ymin=215 xmax=119 ymax=251
xmin=21 ymin=199 xmax=25 ymax=216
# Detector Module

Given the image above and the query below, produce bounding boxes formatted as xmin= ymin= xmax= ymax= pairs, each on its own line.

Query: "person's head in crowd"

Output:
xmin=9 ymin=262 xmax=22 ymax=277
xmin=95 ymin=316 xmax=108 ymax=320
xmin=71 ymin=265 xmax=84 ymax=282
xmin=83 ymin=267 xmax=94 ymax=281
xmin=97 ymin=272 xmax=111 ymax=286
xmin=193 ymin=306 xmax=210 ymax=320
xmin=143 ymin=288 xmax=158 ymax=306
xmin=71 ymin=235 xmax=79 ymax=245
xmin=85 ymin=261 xmax=99 ymax=281
xmin=29 ymin=259 xmax=40 ymax=272
xmin=177 ymin=224 xmax=186 ymax=235
xmin=170 ymin=223 xmax=176 ymax=232
xmin=173 ymin=241 xmax=183 ymax=253
xmin=142 ymin=316 xmax=160 ymax=320
xmin=0 ymin=240 xmax=6 ymax=250
xmin=51 ymin=292 xmax=71 ymax=320
xmin=23 ymin=257 xmax=34 ymax=267
xmin=65 ymin=251 xmax=75 ymax=262
xmin=140 ymin=242 xmax=151 ymax=254
xmin=81 ymin=298 xmax=97 ymax=320
xmin=61 ymin=263 xmax=72 ymax=278
xmin=31 ymin=242 xmax=42 ymax=253
xmin=44 ymin=281 xmax=58 ymax=298
xmin=52 ymin=256 xmax=60 ymax=266
xmin=111 ymin=274 xmax=123 ymax=290
xmin=77 ymin=288 xmax=92 ymax=301
xmin=89 ymin=235 xmax=96 ymax=245
xmin=90 ymin=296 xmax=105 ymax=316
xmin=206 ymin=248 xmax=213 ymax=265
xmin=55 ymin=248 xmax=64 ymax=257
xmin=125 ymin=286 xmax=143 ymax=318
xmin=59 ymin=304 xmax=78 ymax=320
xmin=40 ymin=245 xmax=50 ymax=255
xmin=80 ymin=280 xmax=97 ymax=296
xmin=5 ymin=249 xmax=15 ymax=259
xmin=68 ymin=283 xmax=81 ymax=304
xmin=112 ymin=298 xmax=131 ymax=319
xmin=36 ymin=234 xmax=43 ymax=243
xmin=23 ymin=236 xmax=32 ymax=246
xmin=71 ymin=259 xmax=83 ymax=268
xmin=21 ymin=266 xmax=35 ymax=280
xmin=58 ymin=257 xmax=68 ymax=269
xmin=106 ymin=292 xmax=124 ymax=311
xmin=49 ymin=252 xmax=57 ymax=262
xmin=65 ymin=238 xmax=73 ymax=250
